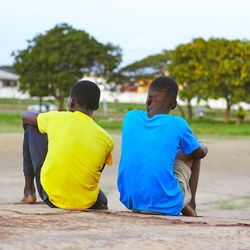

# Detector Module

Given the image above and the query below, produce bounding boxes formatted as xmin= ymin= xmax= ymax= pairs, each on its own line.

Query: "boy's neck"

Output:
xmin=147 ymin=109 xmax=171 ymax=118
xmin=71 ymin=108 xmax=93 ymax=117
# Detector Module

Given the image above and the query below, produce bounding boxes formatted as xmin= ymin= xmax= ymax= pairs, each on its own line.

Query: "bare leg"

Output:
xmin=22 ymin=177 xmax=36 ymax=204
xmin=176 ymin=150 xmax=200 ymax=216
xmin=189 ymin=158 xmax=201 ymax=210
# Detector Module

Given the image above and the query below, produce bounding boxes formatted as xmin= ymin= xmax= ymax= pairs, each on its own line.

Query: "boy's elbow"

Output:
xmin=192 ymin=143 xmax=208 ymax=159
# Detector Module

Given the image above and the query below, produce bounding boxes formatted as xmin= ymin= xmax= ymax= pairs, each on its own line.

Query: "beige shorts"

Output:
xmin=174 ymin=159 xmax=192 ymax=208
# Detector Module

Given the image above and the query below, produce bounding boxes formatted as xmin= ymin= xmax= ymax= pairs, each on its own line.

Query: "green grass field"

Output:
xmin=1 ymin=112 xmax=250 ymax=137
xmin=0 ymin=113 xmax=23 ymax=133
xmin=0 ymin=98 xmax=250 ymax=136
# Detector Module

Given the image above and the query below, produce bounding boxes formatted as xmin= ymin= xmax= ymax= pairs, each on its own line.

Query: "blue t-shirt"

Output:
xmin=117 ymin=110 xmax=199 ymax=216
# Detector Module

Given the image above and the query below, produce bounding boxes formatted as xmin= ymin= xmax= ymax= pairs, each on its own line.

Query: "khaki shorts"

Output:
xmin=174 ymin=159 xmax=192 ymax=208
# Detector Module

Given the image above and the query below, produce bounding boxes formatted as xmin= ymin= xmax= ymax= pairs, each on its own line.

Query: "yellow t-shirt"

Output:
xmin=37 ymin=111 xmax=114 ymax=209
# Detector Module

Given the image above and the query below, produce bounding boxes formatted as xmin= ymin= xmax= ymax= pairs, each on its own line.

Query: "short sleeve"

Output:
xmin=37 ymin=111 xmax=57 ymax=133
xmin=180 ymin=120 xmax=200 ymax=154
xmin=105 ymin=152 xmax=113 ymax=166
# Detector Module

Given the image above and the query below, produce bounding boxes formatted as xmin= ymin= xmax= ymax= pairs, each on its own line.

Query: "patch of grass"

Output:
xmin=0 ymin=98 xmax=37 ymax=105
xmin=0 ymin=98 xmax=54 ymax=114
xmin=95 ymin=102 xmax=145 ymax=118
xmin=213 ymin=196 xmax=250 ymax=210
xmin=189 ymin=119 xmax=250 ymax=137
xmin=1 ymin=112 xmax=250 ymax=136
xmin=0 ymin=113 xmax=23 ymax=133
xmin=94 ymin=118 xmax=123 ymax=130
xmin=0 ymin=99 xmax=250 ymax=136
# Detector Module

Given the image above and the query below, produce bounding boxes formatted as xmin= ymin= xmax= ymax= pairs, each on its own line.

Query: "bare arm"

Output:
xmin=22 ymin=111 xmax=39 ymax=127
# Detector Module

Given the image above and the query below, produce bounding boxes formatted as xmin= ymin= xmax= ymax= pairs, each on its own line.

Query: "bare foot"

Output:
xmin=21 ymin=191 xmax=36 ymax=204
xmin=181 ymin=204 xmax=197 ymax=216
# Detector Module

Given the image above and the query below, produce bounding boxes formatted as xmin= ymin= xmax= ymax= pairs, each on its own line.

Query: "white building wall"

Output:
xmin=101 ymin=91 xmax=147 ymax=103
xmin=0 ymin=85 xmax=29 ymax=99
xmin=100 ymin=91 xmax=250 ymax=110
xmin=0 ymin=70 xmax=29 ymax=99
xmin=189 ymin=97 xmax=250 ymax=110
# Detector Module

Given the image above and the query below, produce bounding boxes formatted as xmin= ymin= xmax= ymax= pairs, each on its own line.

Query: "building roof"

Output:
xmin=0 ymin=70 xmax=19 ymax=81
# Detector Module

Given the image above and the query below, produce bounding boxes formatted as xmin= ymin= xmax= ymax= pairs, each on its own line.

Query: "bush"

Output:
xmin=236 ymin=106 xmax=247 ymax=123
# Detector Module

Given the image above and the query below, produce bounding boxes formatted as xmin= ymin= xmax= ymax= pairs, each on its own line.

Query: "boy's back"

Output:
xmin=38 ymin=111 xmax=114 ymax=209
xmin=118 ymin=110 xmax=199 ymax=215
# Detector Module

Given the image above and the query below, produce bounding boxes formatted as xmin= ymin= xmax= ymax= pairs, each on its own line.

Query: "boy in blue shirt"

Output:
xmin=117 ymin=76 xmax=208 ymax=216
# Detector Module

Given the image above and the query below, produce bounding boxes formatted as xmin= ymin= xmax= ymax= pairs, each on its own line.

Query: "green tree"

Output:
xmin=13 ymin=23 xmax=122 ymax=110
xmin=169 ymin=38 xmax=250 ymax=122
xmin=168 ymin=38 xmax=207 ymax=120
xmin=204 ymin=38 xmax=250 ymax=122
xmin=121 ymin=51 xmax=171 ymax=80
xmin=92 ymin=42 xmax=122 ymax=78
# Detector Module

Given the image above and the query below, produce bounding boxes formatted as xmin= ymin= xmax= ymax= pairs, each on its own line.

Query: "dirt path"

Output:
xmin=0 ymin=134 xmax=250 ymax=249
xmin=1 ymin=205 xmax=250 ymax=250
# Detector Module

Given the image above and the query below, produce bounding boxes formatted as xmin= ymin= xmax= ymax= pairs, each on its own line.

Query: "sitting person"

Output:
xmin=21 ymin=80 xmax=114 ymax=210
xmin=117 ymin=76 xmax=208 ymax=216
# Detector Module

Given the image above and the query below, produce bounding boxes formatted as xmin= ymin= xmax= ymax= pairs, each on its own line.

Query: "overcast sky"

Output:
xmin=1 ymin=0 xmax=250 ymax=67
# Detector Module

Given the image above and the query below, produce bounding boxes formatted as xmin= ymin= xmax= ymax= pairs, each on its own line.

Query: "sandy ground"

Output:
xmin=0 ymin=133 xmax=250 ymax=249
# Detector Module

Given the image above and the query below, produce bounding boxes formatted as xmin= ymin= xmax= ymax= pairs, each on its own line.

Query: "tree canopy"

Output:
xmin=168 ymin=38 xmax=207 ymax=119
xmin=13 ymin=23 xmax=122 ymax=110
xmin=202 ymin=38 xmax=250 ymax=122
xmin=168 ymin=38 xmax=250 ymax=122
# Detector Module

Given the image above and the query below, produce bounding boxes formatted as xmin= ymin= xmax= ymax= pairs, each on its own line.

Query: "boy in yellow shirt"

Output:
xmin=21 ymin=80 xmax=114 ymax=209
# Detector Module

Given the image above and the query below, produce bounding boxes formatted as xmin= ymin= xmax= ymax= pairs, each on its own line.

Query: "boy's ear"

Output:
xmin=171 ymin=100 xmax=177 ymax=110
xmin=70 ymin=97 xmax=78 ymax=108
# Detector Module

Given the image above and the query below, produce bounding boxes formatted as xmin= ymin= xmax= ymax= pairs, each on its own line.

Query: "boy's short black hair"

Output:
xmin=150 ymin=76 xmax=178 ymax=99
xmin=70 ymin=80 xmax=100 ymax=110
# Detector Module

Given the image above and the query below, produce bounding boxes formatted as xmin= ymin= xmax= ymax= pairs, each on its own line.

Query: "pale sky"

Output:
xmin=1 ymin=0 xmax=250 ymax=67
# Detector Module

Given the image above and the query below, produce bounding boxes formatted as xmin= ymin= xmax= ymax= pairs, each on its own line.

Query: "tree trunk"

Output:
xmin=39 ymin=96 xmax=43 ymax=113
xmin=187 ymin=99 xmax=193 ymax=120
xmin=102 ymin=98 xmax=108 ymax=117
xmin=177 ymin=104 xmax=186 ymax=119
xmin=57 ymin=97 xmax=65 ymax=111
xmin=224 ymin=102 xmax=231 ymax=123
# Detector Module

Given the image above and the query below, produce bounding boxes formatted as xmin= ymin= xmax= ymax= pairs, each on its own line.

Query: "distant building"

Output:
xmin=0 ymin=70 xmax=29 ymax=98
xmin=137 ymin=78 xmax=152 ymax=93
xmin=0 ymin=65 xmax=16 ymax=74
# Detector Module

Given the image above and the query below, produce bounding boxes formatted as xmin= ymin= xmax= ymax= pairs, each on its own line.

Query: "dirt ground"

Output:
xmin=0 ymin=133 xmax=250 ymax=249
